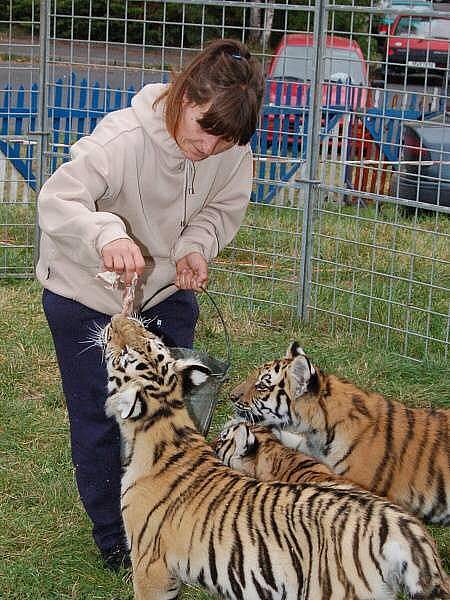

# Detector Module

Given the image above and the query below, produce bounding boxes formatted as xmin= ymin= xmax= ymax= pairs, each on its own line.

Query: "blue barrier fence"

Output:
xmin=0 ymin=74 xmax=444 ymax=203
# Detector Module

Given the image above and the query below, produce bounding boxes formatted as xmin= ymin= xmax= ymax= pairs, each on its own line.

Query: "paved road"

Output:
xmin=0 ymin=37 xmax=194 ymax=90
xmin=0 ymin=37 xmax=446 ymax=110
xmin=0 ymin=62 xmax=164 ymax=91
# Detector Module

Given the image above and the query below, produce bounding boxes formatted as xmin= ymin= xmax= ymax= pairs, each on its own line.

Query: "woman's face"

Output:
xmin=175 ymin=102 xmax=234 ymax=161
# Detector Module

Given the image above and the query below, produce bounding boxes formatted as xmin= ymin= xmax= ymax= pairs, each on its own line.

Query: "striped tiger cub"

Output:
xmin=214 ymin=420 xmax=347 ymax=485
xmin=230 ymin=342 xmax=450 ymax=525
xmin=102 ymin=315 xmax=449 ymax=600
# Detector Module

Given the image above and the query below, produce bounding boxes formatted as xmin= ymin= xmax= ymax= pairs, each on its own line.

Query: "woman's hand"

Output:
xmin=176 ymin=252 xmax=208 ymax=292
xmin=101 ymin=238 xmax=145 ymax=284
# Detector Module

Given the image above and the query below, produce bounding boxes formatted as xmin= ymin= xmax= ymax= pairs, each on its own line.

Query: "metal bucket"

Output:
xmin=169 ymin=288 xmax=230 ymax=436
xmin=169 ymin=347 xmax=229 ymax=435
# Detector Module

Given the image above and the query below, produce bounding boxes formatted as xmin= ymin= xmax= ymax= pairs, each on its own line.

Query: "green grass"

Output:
xmin=1 ymin=187 xmax=449 ymax=597
xmin=214 ymin=200 xmax=449 ymax=361
xmin=2 ymin=186 xmax=449 ymax=358
xmin=0 ymin=278 xmax=448 ymax=599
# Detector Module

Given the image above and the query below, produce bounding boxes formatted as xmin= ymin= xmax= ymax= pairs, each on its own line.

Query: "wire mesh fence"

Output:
xmin=0 ymin=0 xmax=448 ymax=361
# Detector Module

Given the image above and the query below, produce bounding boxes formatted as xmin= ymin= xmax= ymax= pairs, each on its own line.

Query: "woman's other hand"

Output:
xmin=101 ymin=238 xmax=145 ymax=284
xmin=176 ymin=252 xmax=208 ymax=292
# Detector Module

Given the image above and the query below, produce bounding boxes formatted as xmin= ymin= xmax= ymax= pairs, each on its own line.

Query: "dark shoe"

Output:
xmin=100 ymin=542 xmax=131 ymax=572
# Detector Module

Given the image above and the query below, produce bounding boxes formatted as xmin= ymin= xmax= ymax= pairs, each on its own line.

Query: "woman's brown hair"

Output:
xmin=156 ymin=39 xmax=265 ymax=146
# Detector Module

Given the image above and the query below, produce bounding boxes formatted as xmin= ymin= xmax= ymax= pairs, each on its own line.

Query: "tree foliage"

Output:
xmin=0 ymin=1 xmax=371 ymax=56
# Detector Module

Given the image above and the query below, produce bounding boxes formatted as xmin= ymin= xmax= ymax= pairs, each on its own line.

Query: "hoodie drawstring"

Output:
xmin=181 ymin=160 xmax=196 ymax=231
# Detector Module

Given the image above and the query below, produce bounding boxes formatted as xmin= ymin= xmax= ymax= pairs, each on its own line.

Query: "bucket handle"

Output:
xmin=140 ymin=283 xmax=231 ymax=367
xmin=199 ymin=285 xmax=231 ymax=369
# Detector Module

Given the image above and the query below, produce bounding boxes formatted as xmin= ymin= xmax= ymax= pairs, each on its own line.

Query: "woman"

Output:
xmin=36 ymin=38 xmax=264 ymax=570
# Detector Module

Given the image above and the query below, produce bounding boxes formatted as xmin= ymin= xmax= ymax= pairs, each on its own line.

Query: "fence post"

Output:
xmin=297 ymin=0 xmax=328 ymax=320
xmin=33 ymin=0 xmax=51 ymax=269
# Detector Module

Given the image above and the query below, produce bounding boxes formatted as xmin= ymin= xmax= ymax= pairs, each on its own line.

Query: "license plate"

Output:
xmin=407 ymin=61 xmax=436 ymax=68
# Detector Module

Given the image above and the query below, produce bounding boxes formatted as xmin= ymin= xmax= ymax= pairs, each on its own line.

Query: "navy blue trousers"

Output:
xmin=42 ymin=288 xmax=199 ymax=552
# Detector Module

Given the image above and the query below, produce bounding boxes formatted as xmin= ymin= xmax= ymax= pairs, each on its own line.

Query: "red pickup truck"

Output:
xmin=384 ymin=14 xmax=450 ymax=80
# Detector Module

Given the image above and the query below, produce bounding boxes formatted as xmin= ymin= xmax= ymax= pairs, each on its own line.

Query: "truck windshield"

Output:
xmin=395 ymin=16 xmax=450 ymax=40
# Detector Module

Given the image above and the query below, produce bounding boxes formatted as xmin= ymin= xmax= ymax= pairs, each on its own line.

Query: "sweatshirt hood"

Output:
xmin=131 ymin=83 xmax=185 ymax=166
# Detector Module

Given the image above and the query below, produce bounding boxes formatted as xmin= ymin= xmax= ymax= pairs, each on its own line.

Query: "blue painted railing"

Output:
xmin=344 ymin=90 xmax=444 ymax=194
xmin=0 ymin=74 xmax=137 ymax=190
xmin=0 ymin=74 xmax=444 ymax=203
xmin=0 ymin=83 xmax=38 ymax=188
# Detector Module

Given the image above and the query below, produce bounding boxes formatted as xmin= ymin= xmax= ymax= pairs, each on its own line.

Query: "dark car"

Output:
xmin=384 ymin=14 xmax=450 ymax=80
xmin=390 ymin=114 xmax=450 ymax=211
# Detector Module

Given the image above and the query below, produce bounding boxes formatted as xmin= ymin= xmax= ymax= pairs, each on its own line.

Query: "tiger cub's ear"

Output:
xmin=116 ymin=384 xmax=146 ymax=420
xmin=288 ymin=354 xmax=313 ymax=398
xmin=234 ymin=423 xmax=258 ymax=457
xmin=286 ymin=341 xmax=306 ymax=358
xmin=174 ymin=359 xmax=212 ymax=391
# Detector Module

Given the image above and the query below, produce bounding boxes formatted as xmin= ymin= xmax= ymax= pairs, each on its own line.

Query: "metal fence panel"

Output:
xmin=0 ymin=0 xmax=40 ymax=276
xmin=310 ymin=1 xmax=449 ymax=361
xmin=0 ymin=0 xmax=448 ymax=361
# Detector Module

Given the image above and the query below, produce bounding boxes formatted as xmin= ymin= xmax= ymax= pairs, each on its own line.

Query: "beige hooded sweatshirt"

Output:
xmin=36 ymin=83 xmax=253 ymax=315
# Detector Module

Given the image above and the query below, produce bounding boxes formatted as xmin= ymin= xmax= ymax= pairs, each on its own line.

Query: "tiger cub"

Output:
xmin=102 ymin=315 xmax=449 ymax=600
xmin=214 ymin=420 xmax=348 ymax=485
xmin=230 ymin=342 xmax=450 ymax=525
